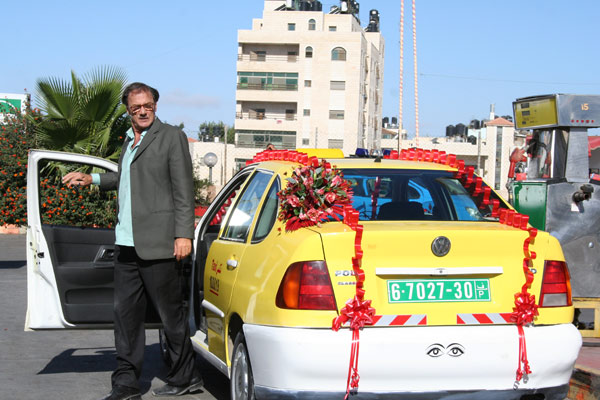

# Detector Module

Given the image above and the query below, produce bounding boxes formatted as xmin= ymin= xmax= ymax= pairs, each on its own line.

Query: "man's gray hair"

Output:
xmin=122 ymin=82 xmax=160 ymax=106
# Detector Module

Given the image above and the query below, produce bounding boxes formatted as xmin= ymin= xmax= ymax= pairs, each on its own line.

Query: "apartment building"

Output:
xmin=235 ymin=0 xmax=384 ymax=156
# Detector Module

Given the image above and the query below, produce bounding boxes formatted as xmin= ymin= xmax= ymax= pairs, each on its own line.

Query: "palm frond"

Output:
xmin=35 ymin=77 xmax=76 ymax=120
xmin=34 ymin=66 xmax=129 ymax=159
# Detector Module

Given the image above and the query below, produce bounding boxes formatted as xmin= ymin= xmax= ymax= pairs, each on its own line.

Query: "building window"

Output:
xmin=234 ymin=158 xmax=252 ymax=172
xmin=288 ymin=51 xmax=297 ymax=62
xmin=331 ymin=47 xmax=346 ymax=61
xmin=329 ymin=110 xmax=344 ymax=119
xmin=285 ymin=109 xmax=295 ymax=120
xmin=304 ymin=80 xmax=311 ymax=87
xmin=330 ymin=80 xmax=345 ymax=90
xmin=328 ymin=139 xmax=343 ymax=148
xmin=251 ymin=51 xmax=266 ymax=61
xmin=308 ymin=19 xmax=316 ymax=30
xmin=329 ymin=26 xmax=337 ymax=32
xmin=305 ymin=46 xmax=313 ymax=58
xmin=302 ymin=138 xmax=310 ymax=146
xmin=303 ymin=109 xmax=310 ymax=116
xmin=237 ymin=72 xmax=299 ymax=91
xmin=252 ymin=108 xmax=265 ymax=120
xmin=288 ymin=23 xmax=296 ymax=31
xmin=236 ymin=130 xmax=297 ymax=149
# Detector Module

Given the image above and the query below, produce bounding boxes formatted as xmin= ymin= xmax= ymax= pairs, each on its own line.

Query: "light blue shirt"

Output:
xmin=92 ymin=128 xmax=146 ymax=247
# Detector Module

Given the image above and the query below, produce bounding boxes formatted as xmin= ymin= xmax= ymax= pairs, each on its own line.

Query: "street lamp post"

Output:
xmin=203 ymin=152 xmax=218 ymax=184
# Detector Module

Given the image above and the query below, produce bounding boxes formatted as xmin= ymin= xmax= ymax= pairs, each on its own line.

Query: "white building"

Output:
xmin=191 ymin=0 xmax=385 ymax=189
xmin=235 ymin=0 xmax=383 ymax=153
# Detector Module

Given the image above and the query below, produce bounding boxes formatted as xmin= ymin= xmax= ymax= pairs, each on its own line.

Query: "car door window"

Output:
xmin=222 ymin=170 xmax=273 ymax=241
xmin=252 ymin=178 xmax=280 ymax=242
xmin=39 ymin=160 xmax=117 ymax=228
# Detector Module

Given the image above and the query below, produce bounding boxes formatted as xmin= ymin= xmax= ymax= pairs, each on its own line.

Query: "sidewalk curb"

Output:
xmin=0 ymin=225 xmax=26 ymax=235
xmin=569 ymin=366 xmax=600 ymax=400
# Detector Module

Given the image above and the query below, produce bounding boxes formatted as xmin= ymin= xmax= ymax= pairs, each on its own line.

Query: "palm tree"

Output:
xmin=33 ymin=66 xmax=129 ymax=161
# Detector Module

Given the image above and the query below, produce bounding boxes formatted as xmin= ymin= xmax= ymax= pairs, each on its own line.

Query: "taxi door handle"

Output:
xmin=227 ymin=259 xmax=238 ymax=269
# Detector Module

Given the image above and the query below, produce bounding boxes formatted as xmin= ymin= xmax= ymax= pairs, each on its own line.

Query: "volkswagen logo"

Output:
xmin=431 ymin=236 xmax=451 ymax=257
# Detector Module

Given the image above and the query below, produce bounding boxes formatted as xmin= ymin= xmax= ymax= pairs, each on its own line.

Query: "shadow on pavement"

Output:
xmin=38 ymin=347 xmax=117 ymax=374
xmin=35 ymin=343 xmax=228 ymax=398
xmin=0 ymin=260 xmax=25 ymax=269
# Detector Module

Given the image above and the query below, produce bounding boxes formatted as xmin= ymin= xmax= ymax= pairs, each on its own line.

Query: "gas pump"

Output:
xmin=509 ymin=95 xmax=600 ymax=308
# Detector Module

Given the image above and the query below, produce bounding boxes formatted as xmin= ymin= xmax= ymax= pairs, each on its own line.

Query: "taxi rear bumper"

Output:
xmin=243 ymin=323 xmax=580 ymax=398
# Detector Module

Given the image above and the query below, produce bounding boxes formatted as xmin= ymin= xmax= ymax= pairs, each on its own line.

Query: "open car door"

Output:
xmin=25 ymin=150 xmax=120 ymax=330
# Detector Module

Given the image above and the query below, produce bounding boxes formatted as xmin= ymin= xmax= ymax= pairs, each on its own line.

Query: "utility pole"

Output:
xmin=224 ymin=124 xmax=228 ymax=185
xmin=477 ymin=129 xmax=482 ymax=175
xmin=398 ymin=0 xmax=404 ymax=152
xmin=412 ymin=0 xmax=419 ymax=147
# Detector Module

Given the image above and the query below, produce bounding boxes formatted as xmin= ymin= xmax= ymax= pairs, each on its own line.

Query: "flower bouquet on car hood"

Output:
xmin=277 ymin=160 xmax=353 ymax=232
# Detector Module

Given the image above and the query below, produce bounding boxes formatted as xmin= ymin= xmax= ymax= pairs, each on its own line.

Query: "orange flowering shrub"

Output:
xmin=0 ymin=109 xmax=38 ymax=226
xmin=39 ymin=177 xmax=116 ymax=228
xmin=0 ymin=108 xmax=117 ymax=228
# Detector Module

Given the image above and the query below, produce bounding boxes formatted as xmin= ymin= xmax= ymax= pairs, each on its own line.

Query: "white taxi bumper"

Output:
xmin=243 ymin=323 xmax=580 ymax=399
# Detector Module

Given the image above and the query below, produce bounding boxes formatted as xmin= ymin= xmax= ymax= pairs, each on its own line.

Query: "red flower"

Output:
xmin=286 ymin=195 xmax=300 ymax=207
xmin=325 ymin=192 xmax=336 ymax=204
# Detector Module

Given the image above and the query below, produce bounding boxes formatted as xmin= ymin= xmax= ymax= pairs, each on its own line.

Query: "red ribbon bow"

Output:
xmin=332 ymin=296 xmax=376 ymax=399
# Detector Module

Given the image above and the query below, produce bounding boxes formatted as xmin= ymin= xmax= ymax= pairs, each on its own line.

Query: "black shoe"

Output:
xmin=152 ymin=375 xmax=203 ymax=396
xmin=100 ymin=385 xmax=141 ymax=400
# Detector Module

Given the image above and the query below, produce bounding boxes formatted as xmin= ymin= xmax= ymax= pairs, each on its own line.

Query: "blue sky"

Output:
xmin=3 ymin=0 xmax=600 ymax=138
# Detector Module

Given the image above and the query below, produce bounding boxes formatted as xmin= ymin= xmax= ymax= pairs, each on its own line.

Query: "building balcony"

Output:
xmin=235 ymin=116 xmax=298 ymax=132
xmin=236 ymin=111 xmax=297 ymax=121
xmin=236 ymin=88 xmax=299 ymax=103
xmin=236 ymin=83 xmax=298 ymax=91
xmin=237 ymin=54 xmax=298 ymax=63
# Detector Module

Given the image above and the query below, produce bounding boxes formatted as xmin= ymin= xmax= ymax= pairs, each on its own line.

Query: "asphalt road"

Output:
xmin=0 ymin=234 xmax=229 ymax=400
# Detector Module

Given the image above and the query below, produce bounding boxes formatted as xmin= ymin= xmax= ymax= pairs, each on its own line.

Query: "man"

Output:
xmin=63 ymin=82 xmax=202 ymax=400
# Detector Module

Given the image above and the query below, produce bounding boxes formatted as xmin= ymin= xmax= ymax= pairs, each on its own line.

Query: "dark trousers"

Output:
xmin=111 ymin=245 xmax=196 ymax=390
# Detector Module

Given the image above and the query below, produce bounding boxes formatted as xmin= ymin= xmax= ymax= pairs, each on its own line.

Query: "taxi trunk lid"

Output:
xmin=318 ymin=221 xmax=548 ymax=326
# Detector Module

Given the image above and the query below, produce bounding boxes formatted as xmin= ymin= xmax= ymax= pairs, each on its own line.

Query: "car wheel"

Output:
xmin=230 ymin=332 xmax=256 ymax=400
xmin=158 ymin=328 xmax=172 ymax=367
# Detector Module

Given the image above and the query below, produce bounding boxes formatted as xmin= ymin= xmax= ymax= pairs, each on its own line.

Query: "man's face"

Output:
xmin=127 ymin=90 xmax=156 ymax=133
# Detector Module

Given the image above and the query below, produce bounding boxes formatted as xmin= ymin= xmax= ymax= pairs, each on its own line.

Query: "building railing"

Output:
xmin=236 ymin=111 xmax=297 ymax=121
xmin=238 ymin=54 xmax=298 ymax=62
xmin=237 ymin=83 xmax=298 ymax=91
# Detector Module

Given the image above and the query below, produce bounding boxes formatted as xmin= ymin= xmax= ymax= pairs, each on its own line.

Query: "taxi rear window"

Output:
xmin=341 ymin=169 xmax=488 ymax=222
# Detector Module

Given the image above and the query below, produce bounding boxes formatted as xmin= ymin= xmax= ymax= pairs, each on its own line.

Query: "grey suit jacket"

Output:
xmin=98 ymin=118 xmax=195 ymax=260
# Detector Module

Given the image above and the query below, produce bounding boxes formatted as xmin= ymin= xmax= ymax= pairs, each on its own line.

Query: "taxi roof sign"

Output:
xmin=513 ymin=94 xmax=600 ymax=129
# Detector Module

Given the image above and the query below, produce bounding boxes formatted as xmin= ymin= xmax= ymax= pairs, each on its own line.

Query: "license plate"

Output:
xmin=387 ymin=279 xmax=491 ymax=303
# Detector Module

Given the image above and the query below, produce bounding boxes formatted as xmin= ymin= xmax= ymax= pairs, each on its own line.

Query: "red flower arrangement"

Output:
xmin=277 ymin=159 xmax=353 ymax=231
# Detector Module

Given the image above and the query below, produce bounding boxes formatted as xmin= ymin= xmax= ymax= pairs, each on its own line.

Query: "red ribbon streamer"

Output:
xmin=259 ymin=150 xmax=375 ymax=397
xmin=387 ymin=147 xmax=541 ymax=387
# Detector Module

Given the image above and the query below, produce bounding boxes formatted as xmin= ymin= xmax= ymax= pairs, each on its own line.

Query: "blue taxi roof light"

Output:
xmin=355 ymin=148 xmax=369 ymax=157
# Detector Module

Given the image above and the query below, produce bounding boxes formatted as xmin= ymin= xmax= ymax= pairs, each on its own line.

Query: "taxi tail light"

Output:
xmin=539 ymin=260 xmax=572 ymax=307
xmin=276 ymin=261 xmax=337 ymax=310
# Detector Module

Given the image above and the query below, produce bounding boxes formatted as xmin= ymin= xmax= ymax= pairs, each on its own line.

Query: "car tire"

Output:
xmin=158 ymin=328 xmax=172 ymax=367
xmin=230 ymin=332 xmax=256 ymax=400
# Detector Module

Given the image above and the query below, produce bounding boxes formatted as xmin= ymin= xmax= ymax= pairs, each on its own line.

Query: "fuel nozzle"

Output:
xmin=573 ymin=184 xmax=594 ymax=203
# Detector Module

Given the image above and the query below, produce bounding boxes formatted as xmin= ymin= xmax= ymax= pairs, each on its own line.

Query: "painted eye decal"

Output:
xmin=426 ymin=343 xmax=445 ymax=358
xmin=447 ymin=343 xmax=465 ymax=357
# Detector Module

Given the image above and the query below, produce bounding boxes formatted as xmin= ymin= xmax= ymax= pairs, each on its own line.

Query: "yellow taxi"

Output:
xmin=25 ymin=149 xmax=580 ymax=400
xmin=192 ymin=149 xmax=579 ymax=399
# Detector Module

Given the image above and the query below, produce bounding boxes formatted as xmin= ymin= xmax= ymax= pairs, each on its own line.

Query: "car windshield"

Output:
xmin=341 ymin=168 xmax=485 ymax=221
